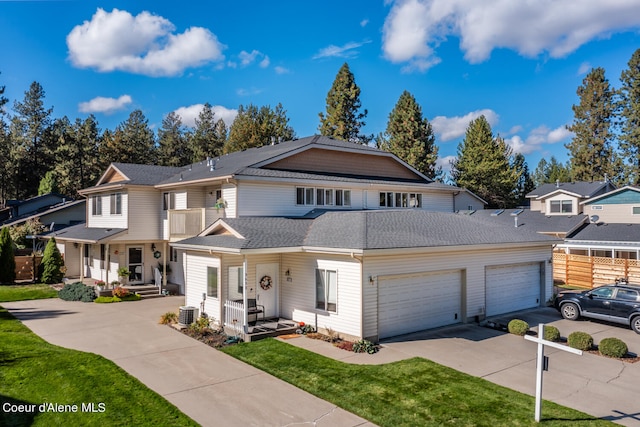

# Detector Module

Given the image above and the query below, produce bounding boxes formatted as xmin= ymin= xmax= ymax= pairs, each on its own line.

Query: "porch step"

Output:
xmin=123 ymin=285 xmax=163 ymax=299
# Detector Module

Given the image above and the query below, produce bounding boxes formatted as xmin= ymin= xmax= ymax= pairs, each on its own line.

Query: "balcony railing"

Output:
xmin=168 ymin=207 xmax=224 ymax=240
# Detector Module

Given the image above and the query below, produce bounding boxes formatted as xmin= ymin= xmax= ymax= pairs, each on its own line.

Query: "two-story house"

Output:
xmin=51 ymin=135 xmax=559 ymax=341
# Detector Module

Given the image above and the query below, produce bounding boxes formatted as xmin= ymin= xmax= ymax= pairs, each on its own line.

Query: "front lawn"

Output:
xmin=0 ymin=284 xmax=58 ymax=302
xmin=222 ymin=339 xmax=614 ymax=427
xmin=0 ymin=307 xmax=197 ymax=426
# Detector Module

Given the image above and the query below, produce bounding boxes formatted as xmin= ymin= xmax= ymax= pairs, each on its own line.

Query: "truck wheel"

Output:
xmin=561 ymin=303 xmax=579 ymax=320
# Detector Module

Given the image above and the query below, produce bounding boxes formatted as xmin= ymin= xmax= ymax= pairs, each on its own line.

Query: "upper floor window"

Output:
xmin=379 ymin=192 xmax=422 ymax=208
xmin=163 ymin=192 xmax=176 ymax=211
xmin=633 ymin=207 xmax=640 ymax=215
xmin=296 ymin=187 xmax=351 ymax=207
xmin=92 ymin=195 xmax=102 ymax=216
xmin=110 ymin=193 xmax=122 ymax=215
xmin=550 ymin=200 xmax=572 ymax=213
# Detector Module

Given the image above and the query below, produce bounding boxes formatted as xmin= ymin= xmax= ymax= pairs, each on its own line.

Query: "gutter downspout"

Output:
xmin=350 ymin=252 xmax=365 ymax=339
xmin=105 ymin=243 xmax=110 ymax=285
xmin=243 ymin=255 xmax=248 ymax=334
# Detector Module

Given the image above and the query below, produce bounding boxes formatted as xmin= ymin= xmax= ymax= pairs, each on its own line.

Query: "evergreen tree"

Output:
xmin=9 ymin=81 xmax=55 ymax=198
xmin=618 ymin=48 xmax=640 ymax=184
xmin=224 ymin=103 xmax=295 ymax=153
xmin=566 ymin=67 xmax=619 ymax=182
xmin=158 ymin=111 xmax=191 ymax=166
xmin=38 ymin=170 xmax=59 ymax=195
xmin=100 ymin=109 xmax=156 ymax=165
xmin=450 ymin=116 xmax=520 ymax=208
xmin=0 ymin=226 xmax=15 ymax=284
xmin=513 ymin=153 xmax=535 ymax=205
xmin=533 ymin=157 xmax=572 ymax=186
xmin=40 ymin=237 xmax=64 ymax=284
xmin=0 ymin=72 xmax=10 ymax=203
xmin=379 ymin=91 xmax=440 ymax=179
xmin=189 ymin=103 xmax=224 ymax=162
xmin=318 ymin=63 xmax=368 ymax=142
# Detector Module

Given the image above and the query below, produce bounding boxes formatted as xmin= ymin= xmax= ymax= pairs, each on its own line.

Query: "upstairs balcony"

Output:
xmin=168 ymin=207 xmax=224 ymax=241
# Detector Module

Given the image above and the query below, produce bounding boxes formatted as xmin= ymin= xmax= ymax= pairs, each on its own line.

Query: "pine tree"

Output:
xmin=566 ymin=67 xmax=619 ymax=182
xmin=0 ymin=227 xmax=15 ymax=284
xmin=533 ymin=157 xmax=572 ymax=186
xmin=9 ymin=81 xmax=55 ymax=198
xmin=40 ymin=237 xmax=64 ymax=284
xmin=618 ymin=48 xmax=640 ymax=184
xmin=513 ymin=153 xmax=535 ymax=205
xmin=0 ymin=73 xmax=10 ymax=205
xmin=450 ymin=116 xmax=519 ymax=208
xmin=100 ymin=109 xmax=156 ymax=165
xmin=158 ymin=111 xmax=191 ymax=166
xmin=38 ymin=170 xmax=59 ymax=195
xmin=318 ymin=63 xmax=368 ymax=143
xmin=189 ymin=103 xmax=224 ymax=162
xmin=379 ymin=91 xmax=440 ymax=179
xmin=224 ymin=103 xmax=295 ymax=154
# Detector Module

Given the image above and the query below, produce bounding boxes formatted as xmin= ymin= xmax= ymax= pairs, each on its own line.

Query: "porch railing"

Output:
xmin=224 ymin=299 xmax=244 ymax=328
xmin=168 ymin=208 xmax=224 ymax=240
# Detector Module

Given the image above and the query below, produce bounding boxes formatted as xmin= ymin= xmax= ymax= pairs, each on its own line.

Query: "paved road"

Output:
xmin=2 ymin=297 xmax=371 ymax=427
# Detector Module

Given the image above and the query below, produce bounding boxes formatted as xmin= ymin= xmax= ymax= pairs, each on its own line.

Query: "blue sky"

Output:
xmin=2 ymin=1 xmax=640 ymax=175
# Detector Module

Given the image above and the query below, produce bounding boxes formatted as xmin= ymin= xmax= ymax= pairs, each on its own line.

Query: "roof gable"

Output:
xmin=527 ymin=181 xmax=614 ymax=199
xmin=583 ymin=186 xmax=640 ymax=205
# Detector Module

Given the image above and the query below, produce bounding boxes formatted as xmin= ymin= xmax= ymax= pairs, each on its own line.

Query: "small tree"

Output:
xmin=40 ymin=237 xmax=64 ymax=284
xmin=0 ymin=227 xmax=16 ymax=284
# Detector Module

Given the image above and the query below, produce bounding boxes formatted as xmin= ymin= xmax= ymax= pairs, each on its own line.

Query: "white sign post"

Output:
xmin=524 ymin=323 xmax=583 ymax=422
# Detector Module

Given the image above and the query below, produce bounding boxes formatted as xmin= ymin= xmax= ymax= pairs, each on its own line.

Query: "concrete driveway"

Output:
xmin=2 ymin=297 xmax=371 ymax=427
xmin=380 ymin=307 xmax=640 ymax=427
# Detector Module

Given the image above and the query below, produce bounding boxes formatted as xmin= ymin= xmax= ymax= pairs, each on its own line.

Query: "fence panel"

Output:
xmin=15 ymin=255 xmax=43 ymax=281
xmin=554 ymin=252 xmax=640 ymax=288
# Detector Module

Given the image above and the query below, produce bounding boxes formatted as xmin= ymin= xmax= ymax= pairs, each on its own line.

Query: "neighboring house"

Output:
xmin=0 ymin=193 xmax=76 ymax=224
xmin=526 ymin=180 xmax=615 ymax=215
xmin=48 ymin=135 xmax=560 ymax=340
xmin=1 ymin=199 xmax=85 ymax=231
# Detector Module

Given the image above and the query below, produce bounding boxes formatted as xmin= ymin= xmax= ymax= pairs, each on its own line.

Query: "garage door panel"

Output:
xmin=486 ymin=263 xmax=541 ymax=317
xmin=378 ymin=270 xmax=462 ymax=338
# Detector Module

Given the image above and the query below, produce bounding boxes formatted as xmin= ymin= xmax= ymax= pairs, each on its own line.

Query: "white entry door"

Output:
xmin=256 ymin=263 xmax=278 ymax=318
xmin=127 ymin=246 xmax=144 ymax=284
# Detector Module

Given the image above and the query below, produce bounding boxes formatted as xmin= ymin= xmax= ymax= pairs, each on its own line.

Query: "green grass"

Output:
xmin=0 ymin=307 xmax=197 ymax=426
xmin=222 ymin=339 xmax=614 ymax=427
xmin=0 ymin=284 xmax=58 ymax=302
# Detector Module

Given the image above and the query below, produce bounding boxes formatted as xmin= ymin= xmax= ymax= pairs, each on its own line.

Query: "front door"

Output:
xmin=127 ymin=246 xmax=144 ymax=284
xmin=256 ymin=263 xmax=278 ymax=318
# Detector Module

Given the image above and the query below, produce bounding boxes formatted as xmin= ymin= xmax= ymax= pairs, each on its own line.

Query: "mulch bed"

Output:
xmin=180 ymin=326 xmax=236 ymax=348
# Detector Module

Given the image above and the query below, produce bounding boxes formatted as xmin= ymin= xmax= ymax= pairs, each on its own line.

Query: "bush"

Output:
xmin=188 ymin=315 xmax=211 ymax=334
xmin=353 ymin=339 xmax=378 ymax=354
xmin=94 ymin=296 xmax=117 ymax=303
xmin=598 ymin=337 xmax=628 ymax=358
xmin=508 ymin=319 xmax=529 ymax=336
xmin=567 ymin=331 xmax=593 ymax=351
xmin=159 ymin=311 xmax=179 ymax=325
xmin=120 ymin=294 xmax=141 ymax=302
xmin=58 ymin=282 xmax=96 ymax=302
xmin=112 ymin=286 xmax=130 ymax=298
xmin=543 ymin=325 xmax=561 ymax=342
xmin=41 ymin=237 xmax=65 ymax=284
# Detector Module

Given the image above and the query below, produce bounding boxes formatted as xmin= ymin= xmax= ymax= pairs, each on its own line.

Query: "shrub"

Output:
xmin=598 ymin=337 xmax=628 ymax=358
xmin=159 ymin=311 xmax=179 ymax=325
xmin=40 ymin=237 xmax=65 ymax=284
xmin=94 ymin=296 xmax=116 ymax=303
xmin=120 ymin=294 xmax=141 ymax=302
xmin=188 ymin=315 xmax=210 ymax=334
xmin=58 ymin=282 xmax=96 ymax=302
xmin=353 ymin=339 xmax=378 ymax=354
xmin=299 ymin=324 xmax=315 ymax=334
xmin=508 ymin=319 xmax=529 ymax=336
xmin=112 ymin=286 xmax=130 ymax=298
xmin=543 ymin=325 xmax=561 ymax=342
xmin=567 ymin=331 xmax=593 ymax=351
xmin=0 ymin=227 xmax=16 ymax=284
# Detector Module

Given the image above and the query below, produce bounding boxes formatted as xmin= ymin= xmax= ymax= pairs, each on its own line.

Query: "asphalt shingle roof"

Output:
xmin=566 ymin=223 xmax=640 ymax=243
xmin=468 ymin=209 xmax=588 ymax=235
xmin=47 ymin=223 xmax=127 ymax=243
xmin=526 ymin=181 xmax=613 ymax=198
xmin=175 ymin=210 xmax=559 ymax=252
xmin=110 ymin=163 xmax=186 ymax=186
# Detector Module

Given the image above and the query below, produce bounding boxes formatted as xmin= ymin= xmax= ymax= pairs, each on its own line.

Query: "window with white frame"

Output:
xmin=110 ymin=193 xmax=122 ymax=215
xmin=229 ymin=266 xmax=244 ymax=295
xmin=163 ymin=192 xmax=176 ymax=211
xmin=296 ymin=187 xmax=351 ymax=207
xmin=550 ymin=200 xmax=572 ymax=213
xmin=92 ymin=195 xmax=102 ymax=216
xmin=315 ymin=269 xmax=337 ymax=312
xmin=379 ymin=192 xmax=422 ymax=208
xmin=633 ymin=207 xmax=640 ymax=215
xmin=207 ymin=267 xmax=218 ymax=298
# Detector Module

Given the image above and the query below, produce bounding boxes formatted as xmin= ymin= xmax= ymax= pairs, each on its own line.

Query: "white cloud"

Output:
xmin=274 ymin=66 xmax=290 ymax=74
xmin=312 ymin=40 xmax=371 ymax=59
xmin=78 ymin=95 xmax=132 ymax=114
xmin=67 ymin=8 xmax=225 ymax=76
xmin=431 ymin=109 xmax=499 ymax=141
xmin=578 ymin=61 xmax=592 ymax=75
xmin=236 ymin=87 xmax=263 ymax=96
xmin=237 ymin=49 xmax=270 ymax=68
xmin=173 ymin=104 xmax=238 ymax=128
xmin=383 ymin=0 xmax=640 ymax=72
xmin=436 ymin=155 xmax=456 ymax=175
xmin=360 ymin=18 xmax=369 ymax=27
xmin=505 ymin=125 xmax=573 ymax=154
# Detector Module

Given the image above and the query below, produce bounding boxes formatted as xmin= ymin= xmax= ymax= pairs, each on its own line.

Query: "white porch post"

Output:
xmin=105 ymin=243 xmax=110 ymax=284
xmin=80 ymin=243 xmax=84 ymax=281
xmin=243 ymin=255 xmax=248 ymax=333
xmin=162 ymin=241 xmax=167 ymax=295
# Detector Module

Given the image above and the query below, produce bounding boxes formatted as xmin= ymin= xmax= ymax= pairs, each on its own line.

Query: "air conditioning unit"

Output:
xmin=178 ymin=306 xmax=198 ymax=326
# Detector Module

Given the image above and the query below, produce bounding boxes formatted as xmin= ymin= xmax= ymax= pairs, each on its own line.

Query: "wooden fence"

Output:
xmin=553 ymin=253 xmax=640 ymax=288
xmin=15 ymin=255 xmax=43 ymax=282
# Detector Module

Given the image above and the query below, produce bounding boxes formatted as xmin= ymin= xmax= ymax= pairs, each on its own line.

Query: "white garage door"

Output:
xmin=378 ymin=270 xmax=462 ymax=339
xmin=485 ymin=263 xmax=541 ymax=316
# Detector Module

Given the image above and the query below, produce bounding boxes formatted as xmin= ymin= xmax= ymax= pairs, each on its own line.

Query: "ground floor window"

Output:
xmin=229 ymin=266 xmax=244 ymax=296
xmin=315 ymin=269 xmax=337 ymax=312
xmin=207 ymin=267 xmax=218 ymax=298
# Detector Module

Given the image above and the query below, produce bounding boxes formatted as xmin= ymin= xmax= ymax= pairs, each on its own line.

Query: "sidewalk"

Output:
xmin=2 ymin=297 xmax=372 ymax=427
